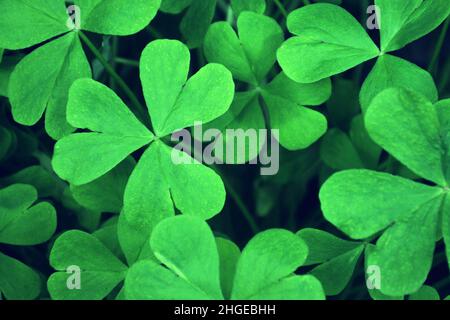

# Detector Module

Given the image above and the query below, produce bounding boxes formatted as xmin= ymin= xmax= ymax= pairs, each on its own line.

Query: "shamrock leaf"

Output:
xmin=1 ymin=165 xmax=63 ymax=199
xmin=231 ymin=227 xmax=324 ymax=300
xmin=277 ymin=3 xmax=380 ymax=83
xmin=360 ymin=54 xmax=438 ymax=113
xmin=326 ymin=79 xmax=360 ymax=130
xmin=298 ymin=228 xmax=365 ymax=296
xmin=0 ymin=184 xmax=56 ymax=246
xmin=160 ymin=0 xmax=192 ymax=14
xmin=8 ymin=29 xmax=91 ymax=139
xmin=53 ymin=39 xmax=234 ymax=237
xmin=0 ymin=0 xmax=69 ymax=50
xmin=140 ymin=39 xmax=233 ymax=137
xmin=277 ymin=2 xmax=448 ymax=89
xmin=0 ymin=53 xmax=20 ymax=98
xmin=125 ymin=216 xmax=325 ymax=300
xmin=74 ymin=0 xmax=161 ymax=35
xmin=48 ymin=229 xmax=128 ymax=300
xmin=376 ymin=0 xmax=450 ymax=52
xmin=0 ymin=184 xmax=57 ymax=299
xmin=2 ymin=0 xmax=160 ymax=139
xmin=409 ymin=285 xmax=440 ymax=300
xmin=52 ymin=78 xmax=154 ymax=186
xmin=0 ymin=252 xmax=41 ymax=300
xmin=231 ymin=0 xmax=266 ymax=16
xmin=48 ymin=213 xmax=162 ymax=300
xmin=320 ymin=87 xmax=450 ymax=296
xmin=216 ymin=237 xmax=240 ymax=299
xmin=70 ymin=157 xmax=136 ymax=214
xmin=160 ymin=0 xmax=217 ymax=48
xmin=204 ymin=12 xmax=331 ymax=152
xmin=125 ymin=216 xmax=224 ymax=299
xmin=320 ymin=115 xmax=381 ymax=171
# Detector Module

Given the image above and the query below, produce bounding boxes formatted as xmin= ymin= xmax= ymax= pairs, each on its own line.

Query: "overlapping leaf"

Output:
xmin=204 ymin=12 xmax=331 ymax=152
xmin=0 ymin=184 xmax=57 ymax=300
xmin=298 ymin=228 xmax=365 ymax=296
xmin=125 ymin=216 xmax=325 ymax=300
xmin=53 ymin=40 xmax=234 ymax=242
xmin=376 ymin=0 xmax=450 ymax=52
xmin=2 ymin=0 xmax=161 ymax=139
xmin=277 ymin=3 xmax=379 ymax=83
xmin=320 ymin=88 xmax=450 ymax=296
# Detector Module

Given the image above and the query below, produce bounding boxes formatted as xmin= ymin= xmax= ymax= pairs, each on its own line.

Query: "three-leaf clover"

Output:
xmin=0 ymin=0 xmax=160 ymax=139
xmin=52 ymin=39 xmax=235 ymax=245
xmin=125 ymin=215 xmax=325 ymax=300
xmin=277 ymin=2 xmax=448 ymax=113
xmin=320 ymin=87 xmax=450 ymax=296
xmin=0 ymin=184 xmax=56 ymax=300
xmin=204 ymin=11 xmax=331 ymax=154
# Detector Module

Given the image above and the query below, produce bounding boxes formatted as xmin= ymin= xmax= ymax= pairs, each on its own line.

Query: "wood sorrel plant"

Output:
xmin=0 ymin=0 xmax=450 ymax=301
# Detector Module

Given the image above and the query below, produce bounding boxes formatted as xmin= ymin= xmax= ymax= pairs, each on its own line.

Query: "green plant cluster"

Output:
xmin=1 ymin=0 xmax=450 ymax=300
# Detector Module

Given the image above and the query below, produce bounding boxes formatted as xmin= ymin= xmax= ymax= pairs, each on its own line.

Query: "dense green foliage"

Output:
xmin=1 ymin=0 xmax=450 ymax=300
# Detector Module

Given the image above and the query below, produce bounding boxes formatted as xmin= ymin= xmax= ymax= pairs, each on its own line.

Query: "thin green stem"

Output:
xmin=110 ymin=36 xmax=118 ymax=90
xmin=273 ymin=0 xmax=288 ymax=18
xmin=219 ymin=170 xmax=260 ymax=234
xmin=428 ymin=17 xmax=450 ymax=74
xmin=226 ymin=5 xmax=234 ymax=24
xmin=115 ymin=57 xmax=139 ymax=67
xmin=78 ymin=31 xmax=148 ymax=125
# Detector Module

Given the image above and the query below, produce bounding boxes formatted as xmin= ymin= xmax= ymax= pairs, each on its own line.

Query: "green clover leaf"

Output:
xmin=74 ymin=0 xmax=161 ymax=35
xmin=204 ymin=12 xmax=331 ymax=152
xmin=299 ymin=229 xmax=441 ymax=299
xmin=376 ymin=0 xmax=450 ymax=52
xmin=47 ymin=216 xmax=237 ymax=300
xmin=52 ymin=39 xmax=234 ymax=237
xmin=1 ymin=165 xmax=63 ymax=199
xmin=408 ymin=285 xmax=440 ymax=300
xmin=0 ymin=184 xmax=57 ymax=300
xmin=320 ymin=87 xmax=450 ymax=296
xmin=231 ymin=0 xmax=266 ymax=17
xmin=2 ymin=0 xmax=160 ymax=139
xmin=277 ymin=1 xmax=449 ymax=103
xmin=360 ymin=54 xmax=438 ymax=113
xmin=320 ymin=115 xmax=381 ymax=171
xmin=48 ymin=228 xmax=128 ymax=300
xmin=277 ymin=3 xmax=380 ymax=83
xmin=47 ymin=215 xmax=154 ymax=300
xmin=160 ymin=0 xmax=216 ymax=48
xmin=0 ymin=52 xmax=19 ymax=98
xmin=216 ymin=237 xmax=240 ymax=299
xmin=125 ymin=216 xmax=325 ymax=300
xmin=298 ymin=228 xmax=365 ymax=296
xmin=70 ymin=157 xmax=136 ymax=214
